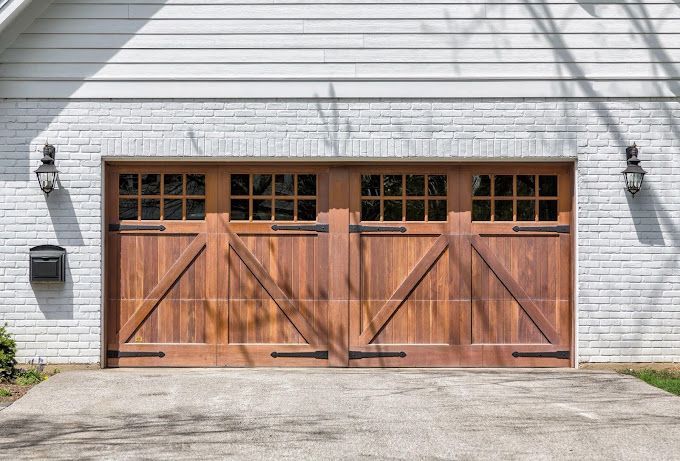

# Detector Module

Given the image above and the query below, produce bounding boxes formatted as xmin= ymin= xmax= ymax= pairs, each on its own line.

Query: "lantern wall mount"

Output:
xmin=622 ymin=143 xmax=646 ymax=197
xmin=35 ymin=142 xmax=59 ymax=196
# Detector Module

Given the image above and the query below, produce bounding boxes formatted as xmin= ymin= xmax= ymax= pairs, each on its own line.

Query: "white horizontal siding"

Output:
xmin=1 ymin=0 xmax=679 ymax=97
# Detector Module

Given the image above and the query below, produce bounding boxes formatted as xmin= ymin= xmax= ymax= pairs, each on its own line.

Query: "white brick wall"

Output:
xmin=1 ymin=98 xmax=678 ymax=364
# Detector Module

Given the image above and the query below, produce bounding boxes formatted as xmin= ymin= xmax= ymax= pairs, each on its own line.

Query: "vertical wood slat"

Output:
xmin=328 ymin=167 xmax=350 ymax=366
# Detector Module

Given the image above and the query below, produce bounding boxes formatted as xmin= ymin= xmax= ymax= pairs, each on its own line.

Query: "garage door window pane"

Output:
xmin=406 ymin=200 xmax=425 ymax=221
xmin=230 ymin=174 xmax=249 ymax=196
xmin=186 ymin=199 xmax=205 ymax=220
xmin=539 ymin=176 xmax=558 ymax=197
xmin=472 ymin=175 xmax=490 ymax=197
xmin=230 ymin=199 xmax=249 ymax=220
xmin=361 ymin=200 xmax=380 ymax=221
xmin=275 ymin=175 xmax=294 ymax=196
xmin=406 ymin=175 xmax=425 ymax=196
xmin=141 ymin=199 xmax=161 ymax=220
xmin=164 ymin=199 xmax=183 ymax=220
xmin=494 ymin=175 xmax=513 ymax=197
xmin=428 ymin=175 xmax=447 ymax=196
xmin=186 ymin=174 xmax=205 ymax=195
xmin=141 ymin=174 xmax=160 ymax=195
xmin=517 ymin=200 xmax=535 ymax=221
xmin=253 ymin=199 xmax=272 ymax=220
xmin=297 ymin=175 xmax=316 ymax=196
xmin=361 ymin=175 xmax=381 ymax=196
xmin=539 ymin=200 xmax=558 ymax=221
xmin=253 ymin=175 xmax=272 ymax=196
xmin=383 ymin=175 xmax=402 ymax=196
xmin=384 ymin=200 xmax=403 ymax=221
xmin=516 ymin=175 xmax=535 ymax=196
xmin=119 ymin=174 xmax=138 ymax=195
xmin=428 ymin=200 xmax=447 ymax=221
xmin=119 ymin=199 xmax=138 ymax=220
xmin=298 ymin=200 xmax=316 ymax=221
xmin=274 ymin=199 xmax=294 ymax=221
xmin=472 ymin=200 xmax=491 ymax=221
xmin=164 ymin=174 xmax=183 ymax=196
xmin=494 ymin=200 xmax=513 ymax=221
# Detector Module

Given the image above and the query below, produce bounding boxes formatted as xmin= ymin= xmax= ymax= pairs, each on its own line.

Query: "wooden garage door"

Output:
xmin=346 ymin=165 xmax=571 ymax=367
xmin=106 ymin=165 xmax=219 ymax=366
xmin=106 ymin=163 xmax=573 ymax=367
xmin=217 ymin=166 xmax=332 ymax=366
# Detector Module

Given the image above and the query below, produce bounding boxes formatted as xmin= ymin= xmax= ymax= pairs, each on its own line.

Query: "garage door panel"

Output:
xmin=117 ymin=234 xmax=206 ymax=301
xmin=473 ymin=235 xmax=560 ymax=301
xmin=227 ymin=299 xmax=308 ymax=344
xmin=471 ymin=299 xmax=550 ymax=345
xmin=226 ymin=235 xmax=327 ymax=347
xmin=360 ymin=235 xmax=441 ymax=300
xmin=370 ymin=300 xmax=451 ymax=345
xmin=235 ymin=234 xmax=327 ymax=301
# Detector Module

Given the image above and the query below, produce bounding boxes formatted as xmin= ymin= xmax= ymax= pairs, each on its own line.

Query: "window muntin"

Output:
xmin=360 ymin=174 xmax=447 ymax=222
xmin=472 ymin=174 xmax=558 ymax=222
xmin=118 ymin=173 xmax=206 ymax=221
xmin=229 ymin=173 xmax=318 ymax=221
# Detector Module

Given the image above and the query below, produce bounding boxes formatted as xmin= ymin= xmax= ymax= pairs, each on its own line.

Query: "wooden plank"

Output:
xmin=358 ymin=234 xmax=449 ymax=344
xmin=470 ymin=235 xmax=560 ymax=345
xmin=117 ymin=233 xmax=207 ymax=343
xmin=227 ymin=231 xmax=320 ymax=346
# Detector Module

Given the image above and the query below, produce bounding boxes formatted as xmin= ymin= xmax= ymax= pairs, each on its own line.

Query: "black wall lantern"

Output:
xmin=622 ymin=143 xmax=646 ymax=196
xmin=35 ymin=142 xmax=59 ymax=196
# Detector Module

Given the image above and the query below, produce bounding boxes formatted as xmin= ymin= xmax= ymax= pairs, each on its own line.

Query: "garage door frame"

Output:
xmin=103 ymin=161 xmax=576 ymax=368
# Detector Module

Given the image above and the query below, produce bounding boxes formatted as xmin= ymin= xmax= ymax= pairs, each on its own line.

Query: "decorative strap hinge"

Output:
xmin=349 ymin=351 xmax=407 ymax=360
xmin=512 ymin=225 xmax=569 ymax=234
xmin=107 ymin=350 xmax=166 ymax=358
xmin=512 ymin=351 xmax=570 ymax=359
xmin=270 ymin=351 xmax=328 ymax=360
xmin=109 ymin=224 xmax=166 ymax=232
xmin=349 ymin=225 xmax=407 ymax=233
xmin=271 ymin=224 xmax=329 ymax=233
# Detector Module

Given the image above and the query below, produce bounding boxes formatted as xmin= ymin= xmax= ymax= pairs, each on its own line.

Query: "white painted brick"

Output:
xmin=0 ymin=98 xmax=678 ymax=364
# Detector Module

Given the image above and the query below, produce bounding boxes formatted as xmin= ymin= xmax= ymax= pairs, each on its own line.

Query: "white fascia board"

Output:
xmin=0 ymin=79 xmax=678 ymax=99
xmin=0 ymin=0 xmax=54 ymax=56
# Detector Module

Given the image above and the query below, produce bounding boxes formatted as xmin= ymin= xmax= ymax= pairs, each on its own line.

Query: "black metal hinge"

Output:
xmin=107 ymin=350 xmax=166 ymax=359
xmin=109 ymin=224 xmax=166 ymax=232
xmin=271 ymin=224 xmax=329 ymax=233
xmin=349 ymin=225 xmax=407 ymax=233
xmin=512 ymin=351 xmax=570 ymax=359
xmin=349 ymin=351 xmax=407 ymax=360
xmin=512 ymin=225 xmax=570 ymax=234
xmin=270 ymin=351 xmax=329 ymax=360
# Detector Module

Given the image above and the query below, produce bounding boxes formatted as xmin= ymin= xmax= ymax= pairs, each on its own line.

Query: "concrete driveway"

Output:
xmin=0 ymin=369 xmax=678 ymax=460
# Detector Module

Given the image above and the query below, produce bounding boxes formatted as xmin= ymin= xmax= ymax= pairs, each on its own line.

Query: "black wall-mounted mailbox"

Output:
xmin=29 ymin=245 xmax=66 ymax=283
